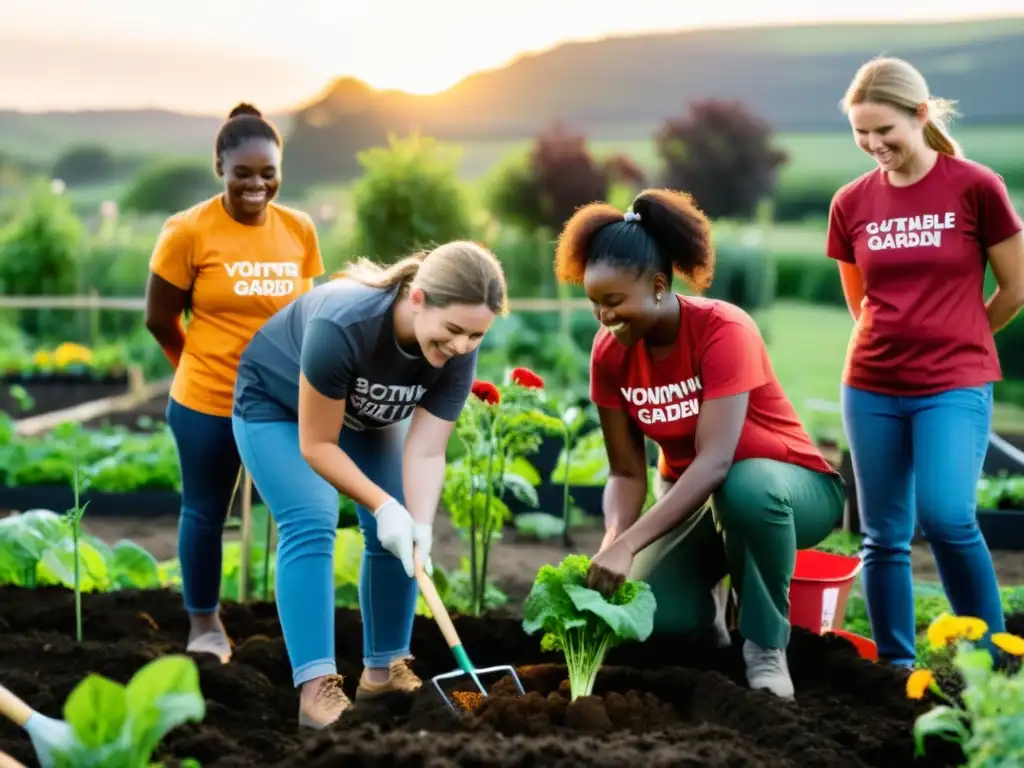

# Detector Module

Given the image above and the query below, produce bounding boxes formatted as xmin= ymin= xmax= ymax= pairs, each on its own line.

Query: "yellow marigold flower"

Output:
xmin=958 ymin=617 xmax=988 ymax=641
xmin=926 ymin=614 xmax=987 ymax=650
xmin=54 ymin=342 xmax=93 ymax=367
xmin=32 ymin=350 xmax=52 ymax=366
xmin=926 ymin=613 xmax=962 ymax=650
xmin=906 ymin=669 xmax=935 ymax=700
xmin=991 ymin=632 xmax=1024 ymax=656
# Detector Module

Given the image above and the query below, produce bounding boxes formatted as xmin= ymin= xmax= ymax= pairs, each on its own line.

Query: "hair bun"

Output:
xmin=228 ymin=102 xmax=262 ymax=119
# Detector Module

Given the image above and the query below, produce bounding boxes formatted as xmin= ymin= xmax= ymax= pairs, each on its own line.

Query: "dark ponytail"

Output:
xmin=554 ymin=188 xmax=714 ymax=291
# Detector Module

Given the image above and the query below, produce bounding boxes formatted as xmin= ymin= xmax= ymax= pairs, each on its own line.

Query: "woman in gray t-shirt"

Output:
xmin=230 ymin=241 xmax=507 ymax=729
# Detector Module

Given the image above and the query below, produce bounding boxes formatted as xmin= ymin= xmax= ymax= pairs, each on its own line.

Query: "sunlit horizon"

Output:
xmin=2 ymin=0 xmax=1024 ymax=112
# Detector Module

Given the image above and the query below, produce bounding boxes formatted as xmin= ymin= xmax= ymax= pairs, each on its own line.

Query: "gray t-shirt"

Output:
xmin=233 ymin=278 xmax=478 ymax=430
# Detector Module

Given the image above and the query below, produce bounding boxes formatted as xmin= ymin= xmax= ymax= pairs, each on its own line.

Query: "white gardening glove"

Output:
xmin=373 ymin=498 xmax=416 ymax=578
xmin=413 ymin=522 xmax=434 ymax=576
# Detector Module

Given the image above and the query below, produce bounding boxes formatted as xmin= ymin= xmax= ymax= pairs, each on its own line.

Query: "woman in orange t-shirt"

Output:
xmin=554 ymin=189 xmax=845 ymax=699
xmin=145 ymin=103 xmax=325 ymax=663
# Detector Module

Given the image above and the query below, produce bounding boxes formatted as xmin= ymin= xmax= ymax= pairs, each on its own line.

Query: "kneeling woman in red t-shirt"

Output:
xmin=555 ymin=188 xmax=845 ymax=698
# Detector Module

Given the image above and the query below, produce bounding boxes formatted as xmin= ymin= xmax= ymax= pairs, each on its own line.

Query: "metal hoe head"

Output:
xmin=430 ymin=664 xmax=526 ymax=712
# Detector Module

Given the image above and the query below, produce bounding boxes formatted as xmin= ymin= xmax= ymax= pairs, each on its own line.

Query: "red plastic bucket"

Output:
xmin=788 ymin=549 xmax=863 ymax=634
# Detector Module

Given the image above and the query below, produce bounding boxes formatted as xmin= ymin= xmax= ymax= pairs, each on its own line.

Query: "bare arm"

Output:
xmin=297 ymin=373 xmax=390 ymax=511
xmin=597 ymin=406 xmax=649 ymax=543
xmin=402 ymin=407 xmax=455 ymax=526
xmin=617 ymin=393 xmax=748 ymax=556
xmin=144 ymin=272 xmax=188 ymax=368
xmin=837 ymin=261 xmax=865 ymax=323
xmin=986 ymin=231 xmax=1024 ymax=333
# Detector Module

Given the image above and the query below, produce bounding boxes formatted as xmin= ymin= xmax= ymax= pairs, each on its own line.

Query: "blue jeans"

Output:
xmin=231 ymin=416 xmax=417 ymax=687
xmin=841 ymin=383 xmax=1004 ymax=666
xmin=166 ymin=398 xmax=241 ymax=615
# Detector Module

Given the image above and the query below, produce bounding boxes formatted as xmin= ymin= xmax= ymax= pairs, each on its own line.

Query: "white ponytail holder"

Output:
xmin=624 ymin=211 xmax=641 ymax=223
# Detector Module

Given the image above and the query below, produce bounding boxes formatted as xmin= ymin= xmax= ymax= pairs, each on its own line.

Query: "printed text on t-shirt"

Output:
xmin=348 ymin=377 xmax=426 ymax=424
xmin=621 ymin=376 xmax=702 ymax=425
xmin=865 ymin=212 xmax=955 ymax=251
xmin=224 ymin=261 xmax=300 ymax=296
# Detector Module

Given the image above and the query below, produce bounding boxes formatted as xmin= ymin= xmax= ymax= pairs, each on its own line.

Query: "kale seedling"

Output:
xmin=522 ymin=554 xmax=656 ymax=700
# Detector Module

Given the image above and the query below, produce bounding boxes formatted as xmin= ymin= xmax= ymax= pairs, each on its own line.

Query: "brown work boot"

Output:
xmin=356 ymin=656 xmax=423 ymax=699
xmin=298 ymin=675 xmax=352 ymax=730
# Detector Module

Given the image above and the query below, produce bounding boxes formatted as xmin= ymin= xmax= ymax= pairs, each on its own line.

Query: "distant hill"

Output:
xmin=3 ymin=17 xmax=1024 ymax=178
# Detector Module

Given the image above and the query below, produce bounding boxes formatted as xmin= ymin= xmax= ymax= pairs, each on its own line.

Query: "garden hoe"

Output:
xmin=413 ymin=547 xmax=525 ymax=712
xmin=0 ymin=683 xmax=75 ymax=768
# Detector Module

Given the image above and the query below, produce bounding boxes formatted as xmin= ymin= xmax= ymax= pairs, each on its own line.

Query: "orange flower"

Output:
xmin=905 ymin=669 xmax=935 ymax=700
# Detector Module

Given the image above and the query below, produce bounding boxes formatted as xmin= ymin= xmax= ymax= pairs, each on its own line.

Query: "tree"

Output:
xmin=52 ymin=145 xmax=116 ymax=186
xmin=350 ymin=133 xmax=474 ymax=261
xmin=655 ymin=100 xmax=788 ymax=220
xmin=486 ymin=122 xmax=641 ymax=234
xmin=119 ymin=159 xmax=218 ymax=215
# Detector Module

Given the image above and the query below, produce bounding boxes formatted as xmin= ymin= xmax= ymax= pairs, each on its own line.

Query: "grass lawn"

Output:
xmin=762 ymin=300 xmax=1024 ymax=434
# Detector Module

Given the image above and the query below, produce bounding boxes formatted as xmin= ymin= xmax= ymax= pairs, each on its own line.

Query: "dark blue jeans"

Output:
xmin=165 ymin=398 xmax=242 ymax=615
xmin=841 ymin=382 xmax=1004 ymax=666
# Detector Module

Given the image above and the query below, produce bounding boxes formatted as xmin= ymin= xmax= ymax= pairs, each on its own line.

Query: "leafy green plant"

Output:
xmin=55 ymin=654 xmax=206 ymax=767
xmin=907 ymin=613 xmax=1024 ymax=766
xmin=444 ymin=374 xmax=560 ymax=615
xmin=522 ymin=554 xmax=657 ymax=700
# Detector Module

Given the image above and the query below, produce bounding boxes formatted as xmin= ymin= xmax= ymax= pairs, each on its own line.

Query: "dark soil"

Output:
xmin=77 ymin=393 xmax=169 ymax=432
xmin=0 ymin=377 xmax=130 ymax=420
xmin=0 ymin=586 xmax=982 ymax=768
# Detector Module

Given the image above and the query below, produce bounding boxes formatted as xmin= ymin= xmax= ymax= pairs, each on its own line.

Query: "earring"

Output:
xmin=655 ymin=292 xmax=663 ymax=303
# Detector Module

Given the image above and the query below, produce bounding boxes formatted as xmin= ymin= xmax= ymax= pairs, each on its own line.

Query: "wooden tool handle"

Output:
xmin=413 ymin=548 xmax=462 ymax=650
xmin=0 ymin=685 xmax=34 ymax=728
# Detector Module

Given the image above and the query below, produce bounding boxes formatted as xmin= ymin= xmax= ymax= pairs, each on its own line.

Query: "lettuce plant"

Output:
xmin=54 ymin=654 xmax=205 ymax=767
xmin=522 ymin=554 xmax=656 ymax=700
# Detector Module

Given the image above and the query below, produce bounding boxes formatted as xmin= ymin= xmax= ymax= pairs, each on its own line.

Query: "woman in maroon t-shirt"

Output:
xmin=827 ymin=56 xmax=1024 ymax=668
xmin=554 ymin=187 xmax=845 ymax=699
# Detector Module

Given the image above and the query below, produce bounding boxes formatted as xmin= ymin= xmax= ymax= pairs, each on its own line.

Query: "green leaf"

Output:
xmin=913 ymin=705 xmax=970 ymax=756
xmin=503 ymin=471 xmax=540 ymax=507
xmin=111 ymin=539 xmax=161 ymax=589
xmin=63 ymin=674 xmax=128 ymax=749
xmin=124 ymin=655 xmax=206 ymax=763
xmin=564 ymin=582 xmax=657 ymax=642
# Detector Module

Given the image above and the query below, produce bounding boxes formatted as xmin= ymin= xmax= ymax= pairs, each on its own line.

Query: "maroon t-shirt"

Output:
xmin=826 ymin=153 xmax=1023 ymax=396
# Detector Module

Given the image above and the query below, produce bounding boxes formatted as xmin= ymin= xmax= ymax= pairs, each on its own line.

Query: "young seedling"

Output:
xmin=522 ymin=554 xmax=657 ymax=700
xmin=64 ymin=436 xmax=90 ymax=644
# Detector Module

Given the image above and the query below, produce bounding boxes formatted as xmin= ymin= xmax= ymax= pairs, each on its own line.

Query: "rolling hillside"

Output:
xmin=2 ymin=16 xmax=1023 ymax=168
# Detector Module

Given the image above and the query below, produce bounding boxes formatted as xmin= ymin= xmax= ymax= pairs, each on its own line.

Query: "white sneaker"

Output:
xmin=742 ymin=639 xmax=795 ymax=698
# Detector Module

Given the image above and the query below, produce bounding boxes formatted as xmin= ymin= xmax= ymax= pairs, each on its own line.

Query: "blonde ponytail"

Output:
xmin=922 ymin=97 xmax=962 ymax=157
xmin=333 ymin=251 xmax=427 ymax=289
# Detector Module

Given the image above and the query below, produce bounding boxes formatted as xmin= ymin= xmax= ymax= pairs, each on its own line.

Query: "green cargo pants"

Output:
xmin=628 ymin=458 xmax=845 ymax=649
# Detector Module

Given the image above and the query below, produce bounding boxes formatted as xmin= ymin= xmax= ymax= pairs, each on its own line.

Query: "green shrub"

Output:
xmin=703 ymin=236 xmax=775 ymax=313
xmin=120 ymin=159 xmax=218 ymax=215
xmin=350 ymin=133 xmax=474 ymax=261
xmin=772 ymin=177 xmax=839 ymax=223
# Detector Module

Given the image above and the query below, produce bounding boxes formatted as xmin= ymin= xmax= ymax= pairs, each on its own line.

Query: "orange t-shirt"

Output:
xmin=149 ymin=195 xmax=325 ymax=417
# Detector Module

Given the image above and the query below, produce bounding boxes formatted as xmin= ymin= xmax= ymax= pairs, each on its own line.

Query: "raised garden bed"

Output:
xmin=0 ymin=585 xmax=977 ymax=767
xmin=0 ymin=373 xmax=131 ymax=419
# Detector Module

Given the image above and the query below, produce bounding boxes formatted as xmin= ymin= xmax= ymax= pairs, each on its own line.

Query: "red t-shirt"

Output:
xmin=826 ymin=153 xmax=1023 ymax=396
xmin=590 ymin=295 xmax=838 ymax=482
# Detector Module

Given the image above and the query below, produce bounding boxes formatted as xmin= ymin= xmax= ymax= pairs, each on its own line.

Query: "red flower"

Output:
xmin=471 ymin=380 xmax=501 ymax=405
xmin=510 ymin=367 xmax=545 ymax=389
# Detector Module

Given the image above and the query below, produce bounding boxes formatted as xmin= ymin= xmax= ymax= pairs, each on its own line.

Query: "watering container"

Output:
xmin=788 ymin=549 xmax=863 ymax=634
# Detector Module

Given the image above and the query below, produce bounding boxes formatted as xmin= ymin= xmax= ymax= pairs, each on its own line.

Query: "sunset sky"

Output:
xmin=3 ymin=0 xmax=1023 ymax=113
